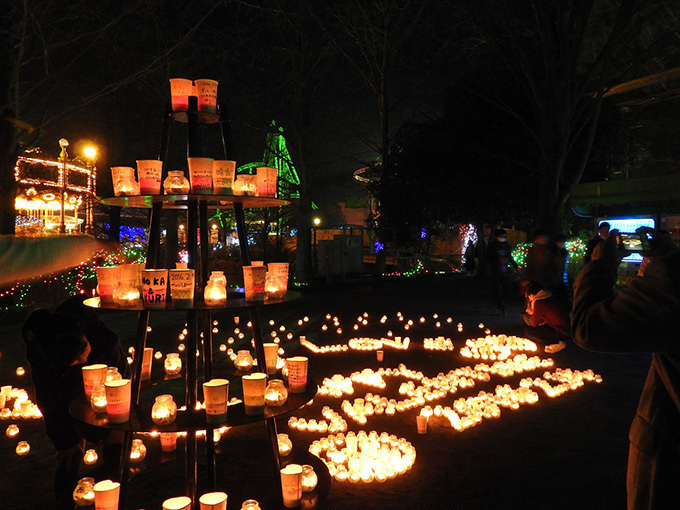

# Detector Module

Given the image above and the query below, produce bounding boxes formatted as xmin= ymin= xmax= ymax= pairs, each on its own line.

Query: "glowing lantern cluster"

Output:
xmin=309 ymin=430 xmax=416 ymax=483
xmin=318 ymin=375 xmax=355 ymax=397
xmin=459 ymin=334 xmax=538 ymax=361
xmin=288 ymin=406 xmax=347 ymax=434
xmin=348 ymin=338 xmax=383 ymax=351
xmin=300 ymin=337 xmax=349 ymax=354
xmin=424 ymin=337 xmax=455 ymax=351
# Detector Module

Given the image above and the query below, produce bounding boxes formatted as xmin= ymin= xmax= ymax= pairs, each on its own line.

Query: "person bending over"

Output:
xmin=522 ymin=280 xmax=570 ymax=353
xmin=22 ymin=296 xmax=128 ymax=509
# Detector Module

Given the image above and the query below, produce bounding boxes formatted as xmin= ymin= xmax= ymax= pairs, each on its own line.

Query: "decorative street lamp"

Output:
xmin=58 ymin=138 xmax=69 ymax=234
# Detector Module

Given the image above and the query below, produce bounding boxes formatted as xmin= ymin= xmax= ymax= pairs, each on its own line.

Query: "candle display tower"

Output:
xmin=71 ymin=96 xmax=328 ymax=508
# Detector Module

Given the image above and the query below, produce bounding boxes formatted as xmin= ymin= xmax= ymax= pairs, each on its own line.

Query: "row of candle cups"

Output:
xmin=96 ymin=262 xmax=289 ymax=308
xmin=169 ymin=77 xmax=218 ymax=113
xmin=111 ymin=159 xmax=277 ymax=197
xmin=77 ymin=477 xmax=229 ymax=510
xmin=77 ymin=469 xmax=315 ymax=509
xmin=83 ymin=356 xmax=307 ymax=423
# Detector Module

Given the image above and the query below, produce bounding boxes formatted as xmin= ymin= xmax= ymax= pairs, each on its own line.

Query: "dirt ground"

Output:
xmin=0 ymin=273 xmax=649 ymax=509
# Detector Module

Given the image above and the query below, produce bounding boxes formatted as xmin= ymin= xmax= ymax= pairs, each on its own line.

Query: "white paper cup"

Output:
xmin=110 ymin=166 xmax=137 ymax=196
xmin=280 ymin=464 xmax=303 ymax=508
xmin=93 ymin=479 xmax=120 ymax=510
xmin=263 ymin=343 xmax=279 ymax=376
xmin=199 ymin=491 xmax=228 ymax=510
xmin=169 ymin=269 xmax=195 ymax=308
xmin=232 ymin=175 xmax=256 ymax=196
xmin=212 ymin=160 xmax=236 ymax=195
xmin=195 ymin=79 xmax=218 ymax=113
xmin=243 ymin=265 xmax=266 ymax=302
xmin=417 ymin=414 xmax=428 ymax=434
xmin=169 ymin=78 xmax=193 ymax=112
xmin=96 ymin=266 xmax=122 ymax=305
xmin=141 ymin=347 xmax=154 ymax=381
xmin=187 ymin=157 xmax=214 ymax=194
xmin=256 ymin=166 xmax=277 ymax=197
xmin=265 ymin=262 xmax=289 ymax=300
xmin=82 ymin=364 xmax=107 ymax=397
xmin=203 ymin=378 xmax=229 ymax=424
xmin=242 ymin=373 xmax=267 ymax=415
xmin=136 ymin=159 xmax=163 ymax=195
xmin=162 ymin=496 xmax=192 ymax=510
xmin=160 ymin=432 xmax=177 ymax=452
xmin=119 ymin=263 xmax=142 ymax=289
xmin=142 ymin=269 xmax=168 ymax=308
xmin=376 ymin=350 xmax=384 ymax=362
xmin=286 ymin=356 xmax=308 ymax=394
xmin=104 ymin=379 xmax=131 ymax=423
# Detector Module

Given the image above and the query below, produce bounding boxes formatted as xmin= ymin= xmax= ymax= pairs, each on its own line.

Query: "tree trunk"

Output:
xmin=0 ymin=115 xmax=18 ymax=235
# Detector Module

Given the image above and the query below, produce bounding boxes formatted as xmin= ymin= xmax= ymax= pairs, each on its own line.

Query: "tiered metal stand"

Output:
xmin=72 ymin=99 xmax=328 ymax=508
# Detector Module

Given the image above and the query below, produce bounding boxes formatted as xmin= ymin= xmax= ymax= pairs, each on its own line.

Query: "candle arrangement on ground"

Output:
xmin=309 ymin=430 xmax=416 ymax=483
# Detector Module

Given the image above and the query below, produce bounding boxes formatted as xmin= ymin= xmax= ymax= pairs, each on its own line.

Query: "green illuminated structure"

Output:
xmin=237 ymin=120 xmax=300 ymax=200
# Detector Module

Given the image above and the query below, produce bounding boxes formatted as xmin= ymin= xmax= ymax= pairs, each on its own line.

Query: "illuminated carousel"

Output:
xmin=14 ymin=143 xmax=96 ymax=235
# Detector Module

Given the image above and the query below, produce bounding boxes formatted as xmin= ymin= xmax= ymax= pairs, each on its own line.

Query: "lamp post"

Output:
xmin=84 ymin=145 xmax=97 ymax=235
xmin=58 ymin=138 xmax=69 ymax=234
xmin=312 ymin=217 xmax=321 ymax=276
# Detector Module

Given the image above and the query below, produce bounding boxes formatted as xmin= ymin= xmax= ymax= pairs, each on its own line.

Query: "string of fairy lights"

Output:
xmin=0 ymin=245 xmax=146 ymax=309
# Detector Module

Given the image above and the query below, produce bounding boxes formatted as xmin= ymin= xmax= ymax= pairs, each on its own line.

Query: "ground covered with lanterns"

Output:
xmin=0 ymin=273 xmax=649 ymax=509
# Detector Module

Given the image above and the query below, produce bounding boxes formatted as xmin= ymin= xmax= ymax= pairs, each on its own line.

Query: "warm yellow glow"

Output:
xmin=83 ymin=449 xmax=98 ymax=465
xmin=84 ymin=146 xmax=97 ymax=160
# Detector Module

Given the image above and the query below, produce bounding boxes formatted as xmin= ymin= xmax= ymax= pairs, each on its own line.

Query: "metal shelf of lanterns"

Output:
xmin=72 ymin=98 xmax=326 ymax=509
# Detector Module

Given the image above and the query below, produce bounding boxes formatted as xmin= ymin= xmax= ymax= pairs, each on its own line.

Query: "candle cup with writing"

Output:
xmin=187 ymin=157 xmax=214 ymax=194
xmin=195 ymin=79 xmax=218 ymax=113
xmin=111 ymin=166 xmax=139 ymax=196
xmin=104 ymin=379 xmax=131 ymax=423
xmin=212 ymin=160 xmax=236 ymax=195
xmin=243 ymin=265 xmax=266 ymax=302
xmin=265 ymin=262 xmax=288 ymax=300
xmin=203 ymin=378 xmax=229 ymax=424
xmin=417 ymin=414 xmax=428 ymax=434
xmin=169 ymin=269 xmax=195 ymax=308
xmin=162 ymin=496 xmax=192 ymax=510
xmin=136 ymin=160 xmax=163 ymax=195
xmin=232 ymin=174 xmax=256 ymax=196
xmin=286 ymin=357 xmax=308 ymax=394
xmin=199 ymin=491 xmax=228 ymax=510
xmin=160 ymin=432 xmax=177 ymax=452
xmin=241 ymin=373 xmax=267 ymax=416
xmin=169 ymin=78 xmax=193 ymax=112
xmin=96 ymin=266 xmax=121 ymax=305
xmin=93 ymin=479 xmax=120 ymax=510
xmin=263 ymin=343 xmax=279 ymax=376
xmin=140 ymin=347 xmax=154 ymax=381
xmin=120 ymin=263 xmax=142 ymax=289
xmin=376 ymin=350 xmax=384 ymax=362
xmin=142 ymin=269 xmax=168 ymax=309
xmin=82 ymin=364 xmax=107 ymax=397
xmin=280 ymin=464 xmax=303 ymax=509
xmin=256 ymin=166 xmax=278 ymax=197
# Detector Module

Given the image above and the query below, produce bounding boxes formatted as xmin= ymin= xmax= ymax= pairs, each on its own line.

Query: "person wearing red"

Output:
xmin=521 ymin=280 xmax=570 ymax=353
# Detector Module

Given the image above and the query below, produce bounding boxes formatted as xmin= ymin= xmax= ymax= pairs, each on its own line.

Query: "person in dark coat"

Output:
xmin=572 ymin=227 xmax=680 ymax=509
xmin=583 ymin=221 xmax=610 ymax=264
xmin=485 ymin=228 xmax=518 ymax=316
xmin=22 ymin=295 xmax=128 ymax=508
xmin=521 ymin=280 xmax=570 ymax=353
